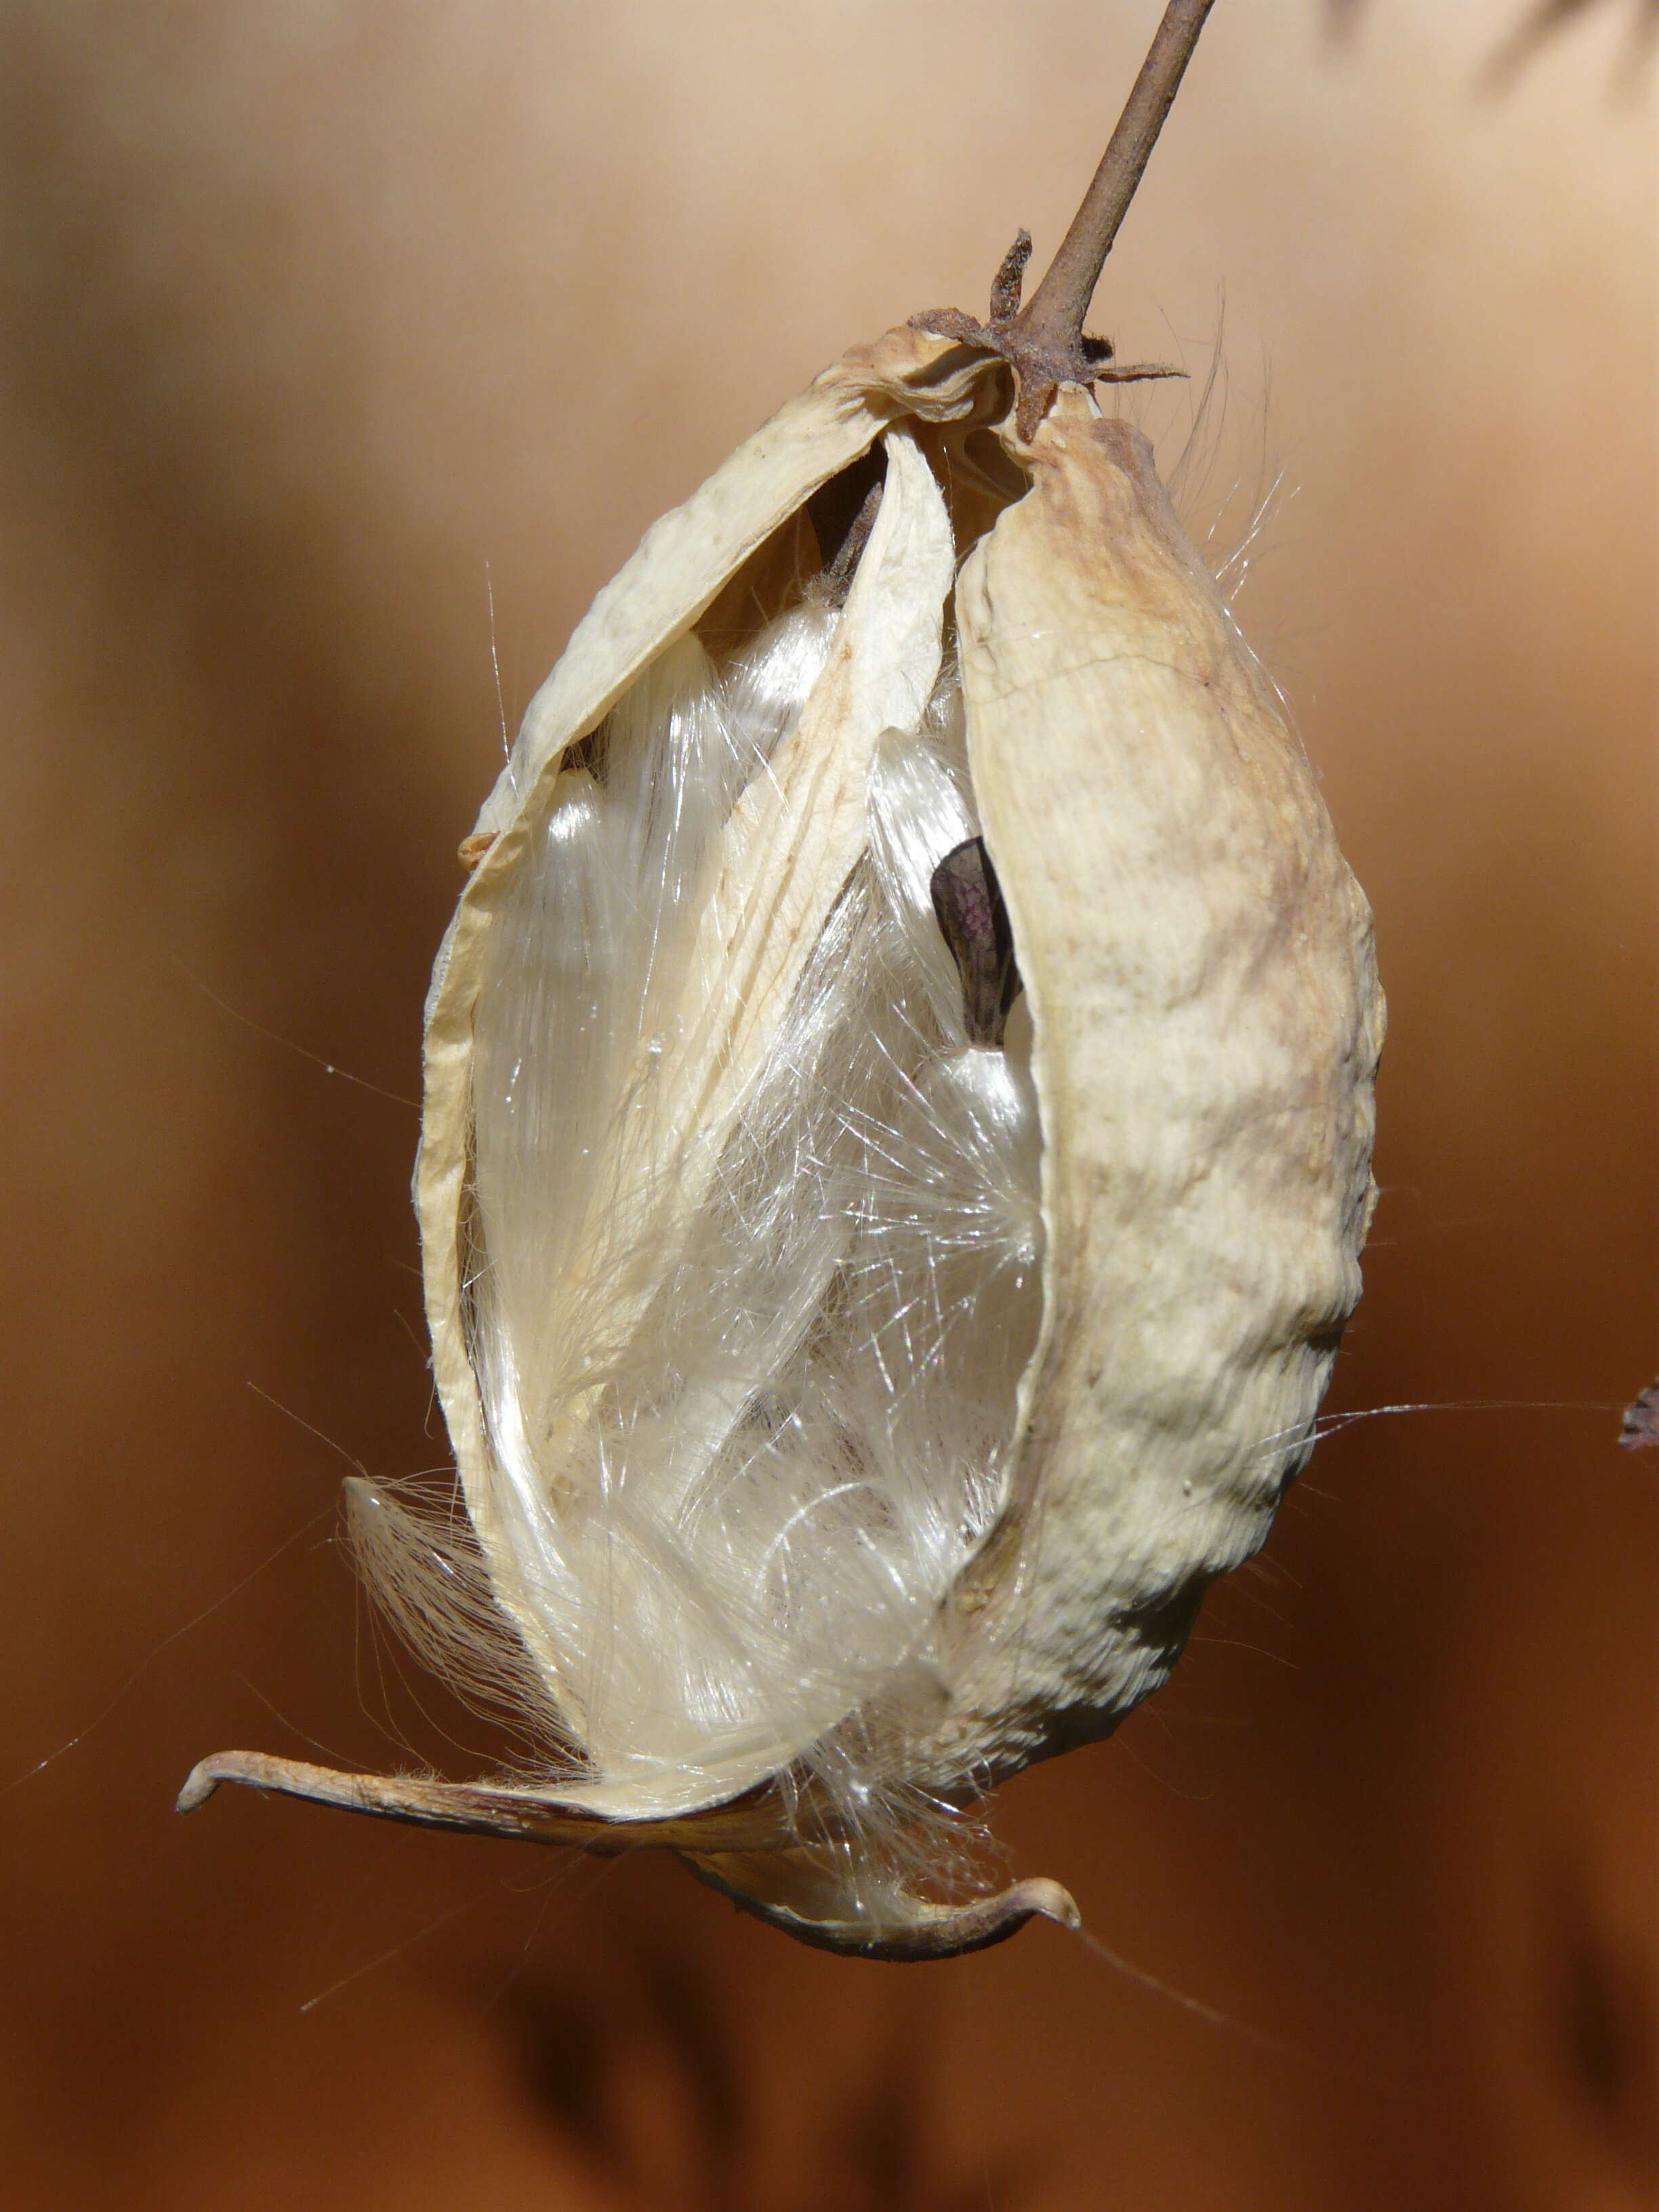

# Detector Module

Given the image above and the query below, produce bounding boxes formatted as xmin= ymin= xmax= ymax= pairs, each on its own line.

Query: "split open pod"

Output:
xmin=181 ymin=291 xmax=1381 ymax=1958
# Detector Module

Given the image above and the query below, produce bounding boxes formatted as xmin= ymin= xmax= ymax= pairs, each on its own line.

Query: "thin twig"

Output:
xmin=909 ymin=0 xmax=1222 ymax=436
xmin=1017 ymin=0 xmax=1221 ymax=354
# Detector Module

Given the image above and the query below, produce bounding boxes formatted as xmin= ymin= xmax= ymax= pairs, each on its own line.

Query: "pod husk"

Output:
xmin=182 ymin=326 xmax=1381 ymax=1960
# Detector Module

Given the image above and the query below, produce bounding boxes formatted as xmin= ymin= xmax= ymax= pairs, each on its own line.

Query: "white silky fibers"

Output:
xmin=354 ymin=469 xmax=1043 ymax=1868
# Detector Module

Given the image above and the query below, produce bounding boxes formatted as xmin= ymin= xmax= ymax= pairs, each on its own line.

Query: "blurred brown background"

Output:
xmin=1 ymin=1 xmax=1654 ymax=2206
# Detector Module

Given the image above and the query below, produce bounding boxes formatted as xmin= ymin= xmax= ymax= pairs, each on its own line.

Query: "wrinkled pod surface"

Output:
xmin=182 ymin=321 xmax=1382 ymax=1959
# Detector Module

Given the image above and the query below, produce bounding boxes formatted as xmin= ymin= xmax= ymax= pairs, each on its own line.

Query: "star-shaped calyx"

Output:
xmin=910 ymin=230 xmax=1183 ymax=444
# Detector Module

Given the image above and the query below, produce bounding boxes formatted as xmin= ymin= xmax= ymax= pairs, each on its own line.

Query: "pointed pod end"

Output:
xmin=772 ymin=1868 xmax=1082 ymax=1961
xmin=1008 ymin=1875 xmax=1084 ymax=1936
xmin=682 ymin=1849 xmax=1081 ymax=1961
xmin=176 ymin=1752 xmax=241 ymax=1815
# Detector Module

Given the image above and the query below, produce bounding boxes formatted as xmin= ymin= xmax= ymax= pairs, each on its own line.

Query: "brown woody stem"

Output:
xmin=1017 ymin=0 xmax=1220 ymax=356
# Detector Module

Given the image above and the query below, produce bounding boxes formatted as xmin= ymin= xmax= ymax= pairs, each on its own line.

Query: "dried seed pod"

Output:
xmin=182 ymin=1 xmax=1382 ymax=1960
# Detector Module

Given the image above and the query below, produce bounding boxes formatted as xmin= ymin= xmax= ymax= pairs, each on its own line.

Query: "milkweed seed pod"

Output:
xmin=182 ymin=5 xmax=1382 ymax=1959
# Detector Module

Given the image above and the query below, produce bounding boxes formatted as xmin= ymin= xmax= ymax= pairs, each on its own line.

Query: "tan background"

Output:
xmin=1 ymin=1 xmax=1654 ymax=2205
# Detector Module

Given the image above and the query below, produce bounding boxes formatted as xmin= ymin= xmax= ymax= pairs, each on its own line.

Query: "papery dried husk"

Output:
xmin=182 ymin=321 xmax=1381 ymax=1961
xmin=932 ymin=388 xmax=1382 ymax=1784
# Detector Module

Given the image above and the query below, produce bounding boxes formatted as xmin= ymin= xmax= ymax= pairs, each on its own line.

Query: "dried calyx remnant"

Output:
xmin=182 ymin=0 xmax=1382 ymax=1961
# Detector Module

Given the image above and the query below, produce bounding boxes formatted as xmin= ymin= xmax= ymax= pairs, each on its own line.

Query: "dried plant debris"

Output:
xmin=1618 ymin=1382 xmax=1659 ymax=1452
xmin=182 ymin=0 xmax=1383 ymax=1958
